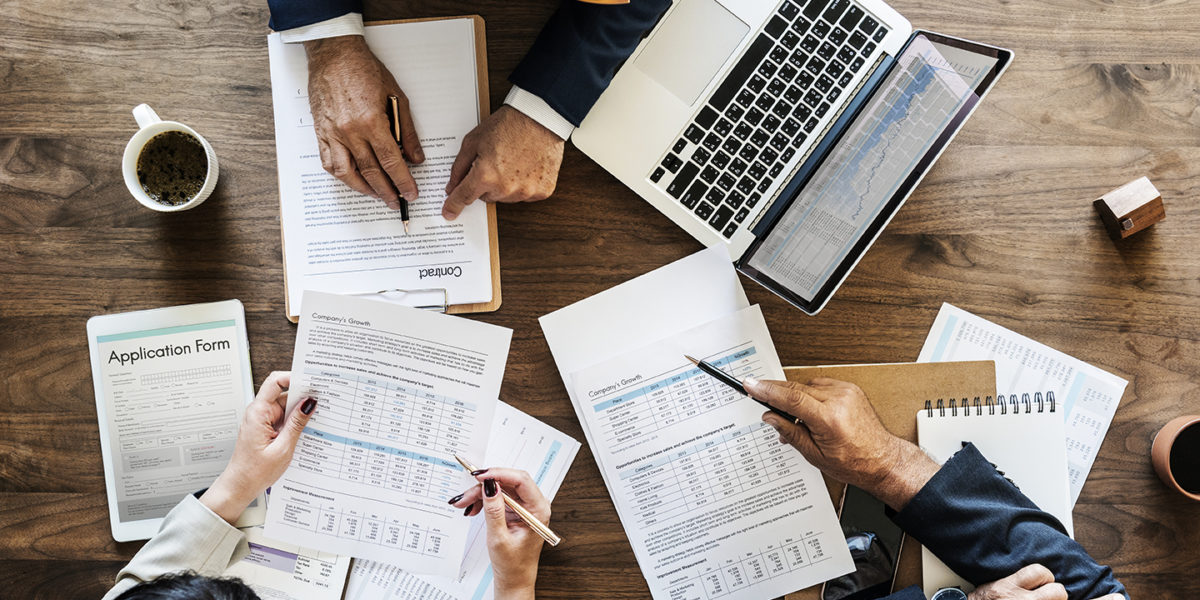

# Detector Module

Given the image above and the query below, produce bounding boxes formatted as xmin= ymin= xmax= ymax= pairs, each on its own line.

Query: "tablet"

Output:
xmin=87 ymin=299 xmax=264 ymax=541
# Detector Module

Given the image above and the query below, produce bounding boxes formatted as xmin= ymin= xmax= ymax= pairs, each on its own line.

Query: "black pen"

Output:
xmin=386 ymin=94 xmax=411 ymax=234
xmin=685 ymin=355 xmax=803 ymax=425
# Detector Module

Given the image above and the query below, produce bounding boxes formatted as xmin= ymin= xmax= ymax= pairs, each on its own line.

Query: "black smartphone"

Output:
xmin=821 ymin=485 xmax=906 ymax=600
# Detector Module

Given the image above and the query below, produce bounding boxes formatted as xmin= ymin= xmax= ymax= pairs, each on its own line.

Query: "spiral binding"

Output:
xmin=923 ymin=391 xmax=1057 ymax=417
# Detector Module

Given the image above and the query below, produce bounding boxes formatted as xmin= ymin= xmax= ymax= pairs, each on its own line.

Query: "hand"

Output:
xmin=441 ymin=105 xmax=564 ymax=220
xmin=745 ymin=377 xmax=939 ymax=510
xmin=304 ymin=35 xmax=425 ymax=208
xmin=450 ymin=468 xmax=551 ymax=600
xmin=967 ymin=564 xmax=1070 ymax=600
xmin=199 ymin=372 xmax=316 ymax=523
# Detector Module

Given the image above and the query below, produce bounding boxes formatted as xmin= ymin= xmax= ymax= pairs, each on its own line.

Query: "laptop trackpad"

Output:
xmin=634 ymin=0 xmax=749 ymax=105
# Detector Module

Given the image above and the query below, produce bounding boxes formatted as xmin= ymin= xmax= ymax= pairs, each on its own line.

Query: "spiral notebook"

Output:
xmin=917 ymin=392 xmax=1071 ymax=596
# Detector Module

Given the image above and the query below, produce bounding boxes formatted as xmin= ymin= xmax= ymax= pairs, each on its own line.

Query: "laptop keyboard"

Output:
xmin=648 ymin=0 xmax=890 ymax=239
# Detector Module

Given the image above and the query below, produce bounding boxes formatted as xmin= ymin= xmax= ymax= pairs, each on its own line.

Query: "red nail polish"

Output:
xmin=448 ymin=493 xmax=464 ymax=505
xmin=300 ymin=398 xmax=317 ymax=415
xmin=484 ymin=478 xmax=497 ymax=498
xmin=463 ymin=505 xmax=474 ymax=516
xmin=470 ymin=469 xmax=489 ymax=477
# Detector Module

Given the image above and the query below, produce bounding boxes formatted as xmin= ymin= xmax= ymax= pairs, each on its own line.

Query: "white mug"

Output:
xmin=122 ymin=104 xmax=219 ymax=212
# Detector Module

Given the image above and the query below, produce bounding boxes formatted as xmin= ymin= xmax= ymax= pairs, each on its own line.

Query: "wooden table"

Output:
xmin=2 ymin=1 xmax=1198 ymax=598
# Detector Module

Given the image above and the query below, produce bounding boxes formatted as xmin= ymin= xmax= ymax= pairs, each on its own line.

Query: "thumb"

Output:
xmin=274 ymin=397 xmax=316 ymax=450
xmin=445 ymin=133 xmax=478 ymax=194
xmin=481 ymin=478 xmax=511 ymax=542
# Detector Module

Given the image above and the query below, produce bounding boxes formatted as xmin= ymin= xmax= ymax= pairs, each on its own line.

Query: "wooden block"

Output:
xmin=1093 ymin=176 xmax=1166 ymax=240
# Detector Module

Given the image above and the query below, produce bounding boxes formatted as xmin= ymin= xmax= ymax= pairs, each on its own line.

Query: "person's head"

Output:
xmin=114 ymin=572 xmax=259 ymax=600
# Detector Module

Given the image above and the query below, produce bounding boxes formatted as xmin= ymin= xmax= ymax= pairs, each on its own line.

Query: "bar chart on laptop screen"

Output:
xmin=748 ymin=36 xmax=996 ymax=301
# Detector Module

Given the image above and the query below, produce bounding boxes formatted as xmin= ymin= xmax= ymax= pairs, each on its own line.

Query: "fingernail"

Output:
xmin=443 ymin=210 xmax=457 ymax=221
xmin=470 ymin=469 xmax=489 ymax=477
xmin=415 ymin=149 xmax=425 ymax=162
xmin=300 ymin=398 xmax=317 ymax=415
xmin=742 ymin=376 xmax=759 ymax=389
xmin=448 ymin=493 xmax=464 ymax=505
xmin=484 ymin=478 xmax=498 ymax=498
xmin=778 ymin=435 xmax=788 ymax=444
xmin=464 ymin=505 xmax=474 ymax=516
xmin=763 ymin=416 xmax=781 ymax=430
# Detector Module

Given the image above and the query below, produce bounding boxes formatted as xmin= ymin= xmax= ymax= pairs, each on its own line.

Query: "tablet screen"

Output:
xmin=93 ymin=316 xmax=250 ymax=525
xmin=740 ymin=33 xmax=1010 ymax=312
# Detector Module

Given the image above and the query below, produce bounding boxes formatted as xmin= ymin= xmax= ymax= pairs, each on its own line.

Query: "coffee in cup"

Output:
xmin=1152 ymin=415 xmax=1200 ymax=501
xmin=122 ymin=104 xmax=218 ymax=212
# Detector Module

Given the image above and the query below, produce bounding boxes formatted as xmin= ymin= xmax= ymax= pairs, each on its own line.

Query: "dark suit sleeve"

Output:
xmin=877 ymin=586 xmax=927 ymax=600
xmin=891 ymin=444 xmax=1128 ymax=600
xmin=508 ymin=0 xmax=673 ymax=126
xmin=267 ymin=0 xmax=362 ymax=31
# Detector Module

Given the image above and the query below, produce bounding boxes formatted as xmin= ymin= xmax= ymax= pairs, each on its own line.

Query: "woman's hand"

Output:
xmin=199 ymin=371 xmax=316 ymax=523
xmin=450 ymin=468 xmax=551 ymax=600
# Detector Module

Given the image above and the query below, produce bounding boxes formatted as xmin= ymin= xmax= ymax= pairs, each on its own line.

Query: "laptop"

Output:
xmin=573 ymin=0 xmax=1012 ymax=314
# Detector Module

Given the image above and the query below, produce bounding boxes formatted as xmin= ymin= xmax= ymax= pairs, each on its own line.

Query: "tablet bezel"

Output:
xmin=86 ymin=299 xmax=260 ymax=541
xmin=737 ymin=31 xmax=1013 ymax=315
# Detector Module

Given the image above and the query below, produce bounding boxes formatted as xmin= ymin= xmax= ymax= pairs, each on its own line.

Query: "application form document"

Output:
xmin=917 ymin=303 xmax=1129 ymax=505
xmin=267 ymin=18 xmax=492 ymax=315
xmin=540 ymin=248 xmax=851 ymax=600
xmin=264 ymin=291 xmax=511 ymax=575
xmin=344 ymin=401 xmax=581 ymax=600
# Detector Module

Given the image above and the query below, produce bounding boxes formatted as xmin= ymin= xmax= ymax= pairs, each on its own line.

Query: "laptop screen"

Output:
xmin=738 ymin=33 xmax=1009 ymax=313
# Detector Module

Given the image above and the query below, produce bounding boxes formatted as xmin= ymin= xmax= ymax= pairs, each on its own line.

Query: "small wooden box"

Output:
xmin=1093 ymin=176 xmax=1166 ymax=240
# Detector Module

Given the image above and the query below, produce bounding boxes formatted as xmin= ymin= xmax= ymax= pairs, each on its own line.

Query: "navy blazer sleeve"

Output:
xmin=891 ymin=444 xmax=1127 ymax=600
xmin=267 ymin=0 xmax=361 ymax=32
xmin=509 ymin=0 xmax=672 ymax=126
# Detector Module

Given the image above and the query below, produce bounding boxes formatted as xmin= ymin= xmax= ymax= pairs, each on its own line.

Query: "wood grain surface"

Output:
xmin=2 ymin=0 xmax=1198 ymax=598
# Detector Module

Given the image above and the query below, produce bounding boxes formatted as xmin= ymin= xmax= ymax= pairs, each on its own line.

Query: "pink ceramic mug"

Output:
xmin=1151 ymin=415 xmax=1200 ymax=501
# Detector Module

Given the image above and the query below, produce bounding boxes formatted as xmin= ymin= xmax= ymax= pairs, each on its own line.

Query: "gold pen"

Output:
xmin=453 ymin=454 xmax=562 ymax=546
xmin=386 ymin=94 xmax=411 ymax=234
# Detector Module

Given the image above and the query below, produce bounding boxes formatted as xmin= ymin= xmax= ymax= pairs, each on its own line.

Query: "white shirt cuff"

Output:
xmin=504 ymin=86 xmax=576 ymax=140
xmin=278 ymin=13 xmax=365 ymax=43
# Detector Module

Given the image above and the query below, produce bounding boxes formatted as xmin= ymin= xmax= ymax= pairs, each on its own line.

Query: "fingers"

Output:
xmin=1089 ymin=595 xmax=1125 ymax=600
xmin=273 ymin=397 xmax=317 ymax=450
xmin=446 ymin=132 xmax=478 ymax=194
xmin=743 ymin=378 xmax=826 ymax=423
xmin=1011 ymin=564 xmax=1056 ymax=590
xmin=1030 ymin=583 xmax=1067 ymax=600
xmin=481 ymin=478 xmax=512 ymax=544
xmin=326 ymin=141 xmax=377 ymax=200
xmin=254 ymin=372 xmax=291 ymax=405
xmin=443 ymin=168 xmax=485 ymax=220
xmin=347 ymin=140 xmax=402 ymax=207
xmin=368 ymin=132 xmax=418 ymax=202
xmin=763 ymin=411 xmax=820 ymax=456
xmin=390 ymin=91 xmax=424 ymax=163
xmin=472 ymin=468 xmax=550 ymax=520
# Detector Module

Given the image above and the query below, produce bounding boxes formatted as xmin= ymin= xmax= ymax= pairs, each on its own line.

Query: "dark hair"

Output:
xmin=113 ymin=572 xmax=260 ymax=600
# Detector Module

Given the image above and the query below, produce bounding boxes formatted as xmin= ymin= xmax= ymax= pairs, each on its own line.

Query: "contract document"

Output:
xmin=344 ymin=401 xmax=581 ymax=600
xmin=267 ymin=18 xmax=493 ymax=317
xmin=541 ymin=248 xmax=851 ymax=600
xmin=264 ymin=291 xmax=511 ymax=575
xmin=918 ymin=303 xmax=1129 ymax=505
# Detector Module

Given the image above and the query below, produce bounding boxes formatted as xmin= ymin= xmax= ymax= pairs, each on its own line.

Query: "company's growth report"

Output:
xmin=264 ymin=291 xmax=512 ymax=575
xmin=541 ymin=248 xmax=851 ymax=600
xmin=268 ymin=18 xmax=494 ymax=318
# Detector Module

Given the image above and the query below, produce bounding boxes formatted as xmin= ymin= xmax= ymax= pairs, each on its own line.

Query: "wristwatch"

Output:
xmin=931 ymin=588 xmax=968 ymax=600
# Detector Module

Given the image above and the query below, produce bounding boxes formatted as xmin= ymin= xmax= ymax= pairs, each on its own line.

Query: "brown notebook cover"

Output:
xmin=780 ymin=360 xmax=996 ymax=600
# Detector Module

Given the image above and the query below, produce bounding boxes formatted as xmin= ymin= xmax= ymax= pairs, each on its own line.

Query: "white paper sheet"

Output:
xmin=264 ymin=291 xmax=511 ymax=575
xmin=342 ymin=401 xmax=581 ymax=600
xmin=540 ymin=248 xmax=852 ymax=600
xmin=225 ymin=525 xmax=352 ymax=600
xmin=917 ymin=303 xmax=1129 ymax=505
xmin=267 ymin=18 xmax=493 ymax=315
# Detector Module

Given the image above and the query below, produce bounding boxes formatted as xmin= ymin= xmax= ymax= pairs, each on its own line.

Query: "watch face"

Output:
xmin=931 ymin=589 xmax=969 ymax=600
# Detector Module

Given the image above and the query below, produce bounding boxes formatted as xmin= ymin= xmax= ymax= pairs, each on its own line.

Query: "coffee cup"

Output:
xmin=122 ymin=104 xmax=218 ymax=212
xmin=1151 ymin=415 xmax=1200 ymax=501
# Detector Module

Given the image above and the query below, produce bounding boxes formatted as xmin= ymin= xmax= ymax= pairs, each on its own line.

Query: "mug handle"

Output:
xmin=133 ymin=104 xmax=162 ymax=129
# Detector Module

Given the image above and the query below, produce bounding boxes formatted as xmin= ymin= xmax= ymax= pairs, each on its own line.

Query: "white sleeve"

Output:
xmin=503 ymin=86 xmax=577 ymax=141
xmin=278 ymin=13 xmax=365 ymax=44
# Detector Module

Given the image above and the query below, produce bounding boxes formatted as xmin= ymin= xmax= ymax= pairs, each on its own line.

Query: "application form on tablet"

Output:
xmin=87 ymin=299 xmax=262 ymax=541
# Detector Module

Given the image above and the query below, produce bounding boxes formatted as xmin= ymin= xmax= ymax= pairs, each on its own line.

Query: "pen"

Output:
xmin=684 ymin=355 xmax=803 ymax=425
xmin=453 ymin=454 xmax=562 ymax=547
xmin=386 ymin=94 xmax=411 ymax=234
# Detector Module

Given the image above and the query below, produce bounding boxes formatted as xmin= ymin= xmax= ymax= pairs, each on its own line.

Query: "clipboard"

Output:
xmin=279 ymin=15 xmax=501 ymax=322
xmin=780 ymin=360 xmax=997 ymax=600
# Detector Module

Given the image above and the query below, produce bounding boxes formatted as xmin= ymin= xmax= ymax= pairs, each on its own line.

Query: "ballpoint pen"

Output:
xmin=453 ymin=454 xmax=562 ymax=546
xmin=685 ymin=355 xmax=803 ymax=425
xmin=386 ymin=94 xmax=411 ymax=234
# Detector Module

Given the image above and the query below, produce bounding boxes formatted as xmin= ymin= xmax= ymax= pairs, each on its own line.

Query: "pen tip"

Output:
xmin=403 ymin=220 xmax=410 ymax=234
xmin=684 ymin=355 xmax=699 ymax=365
